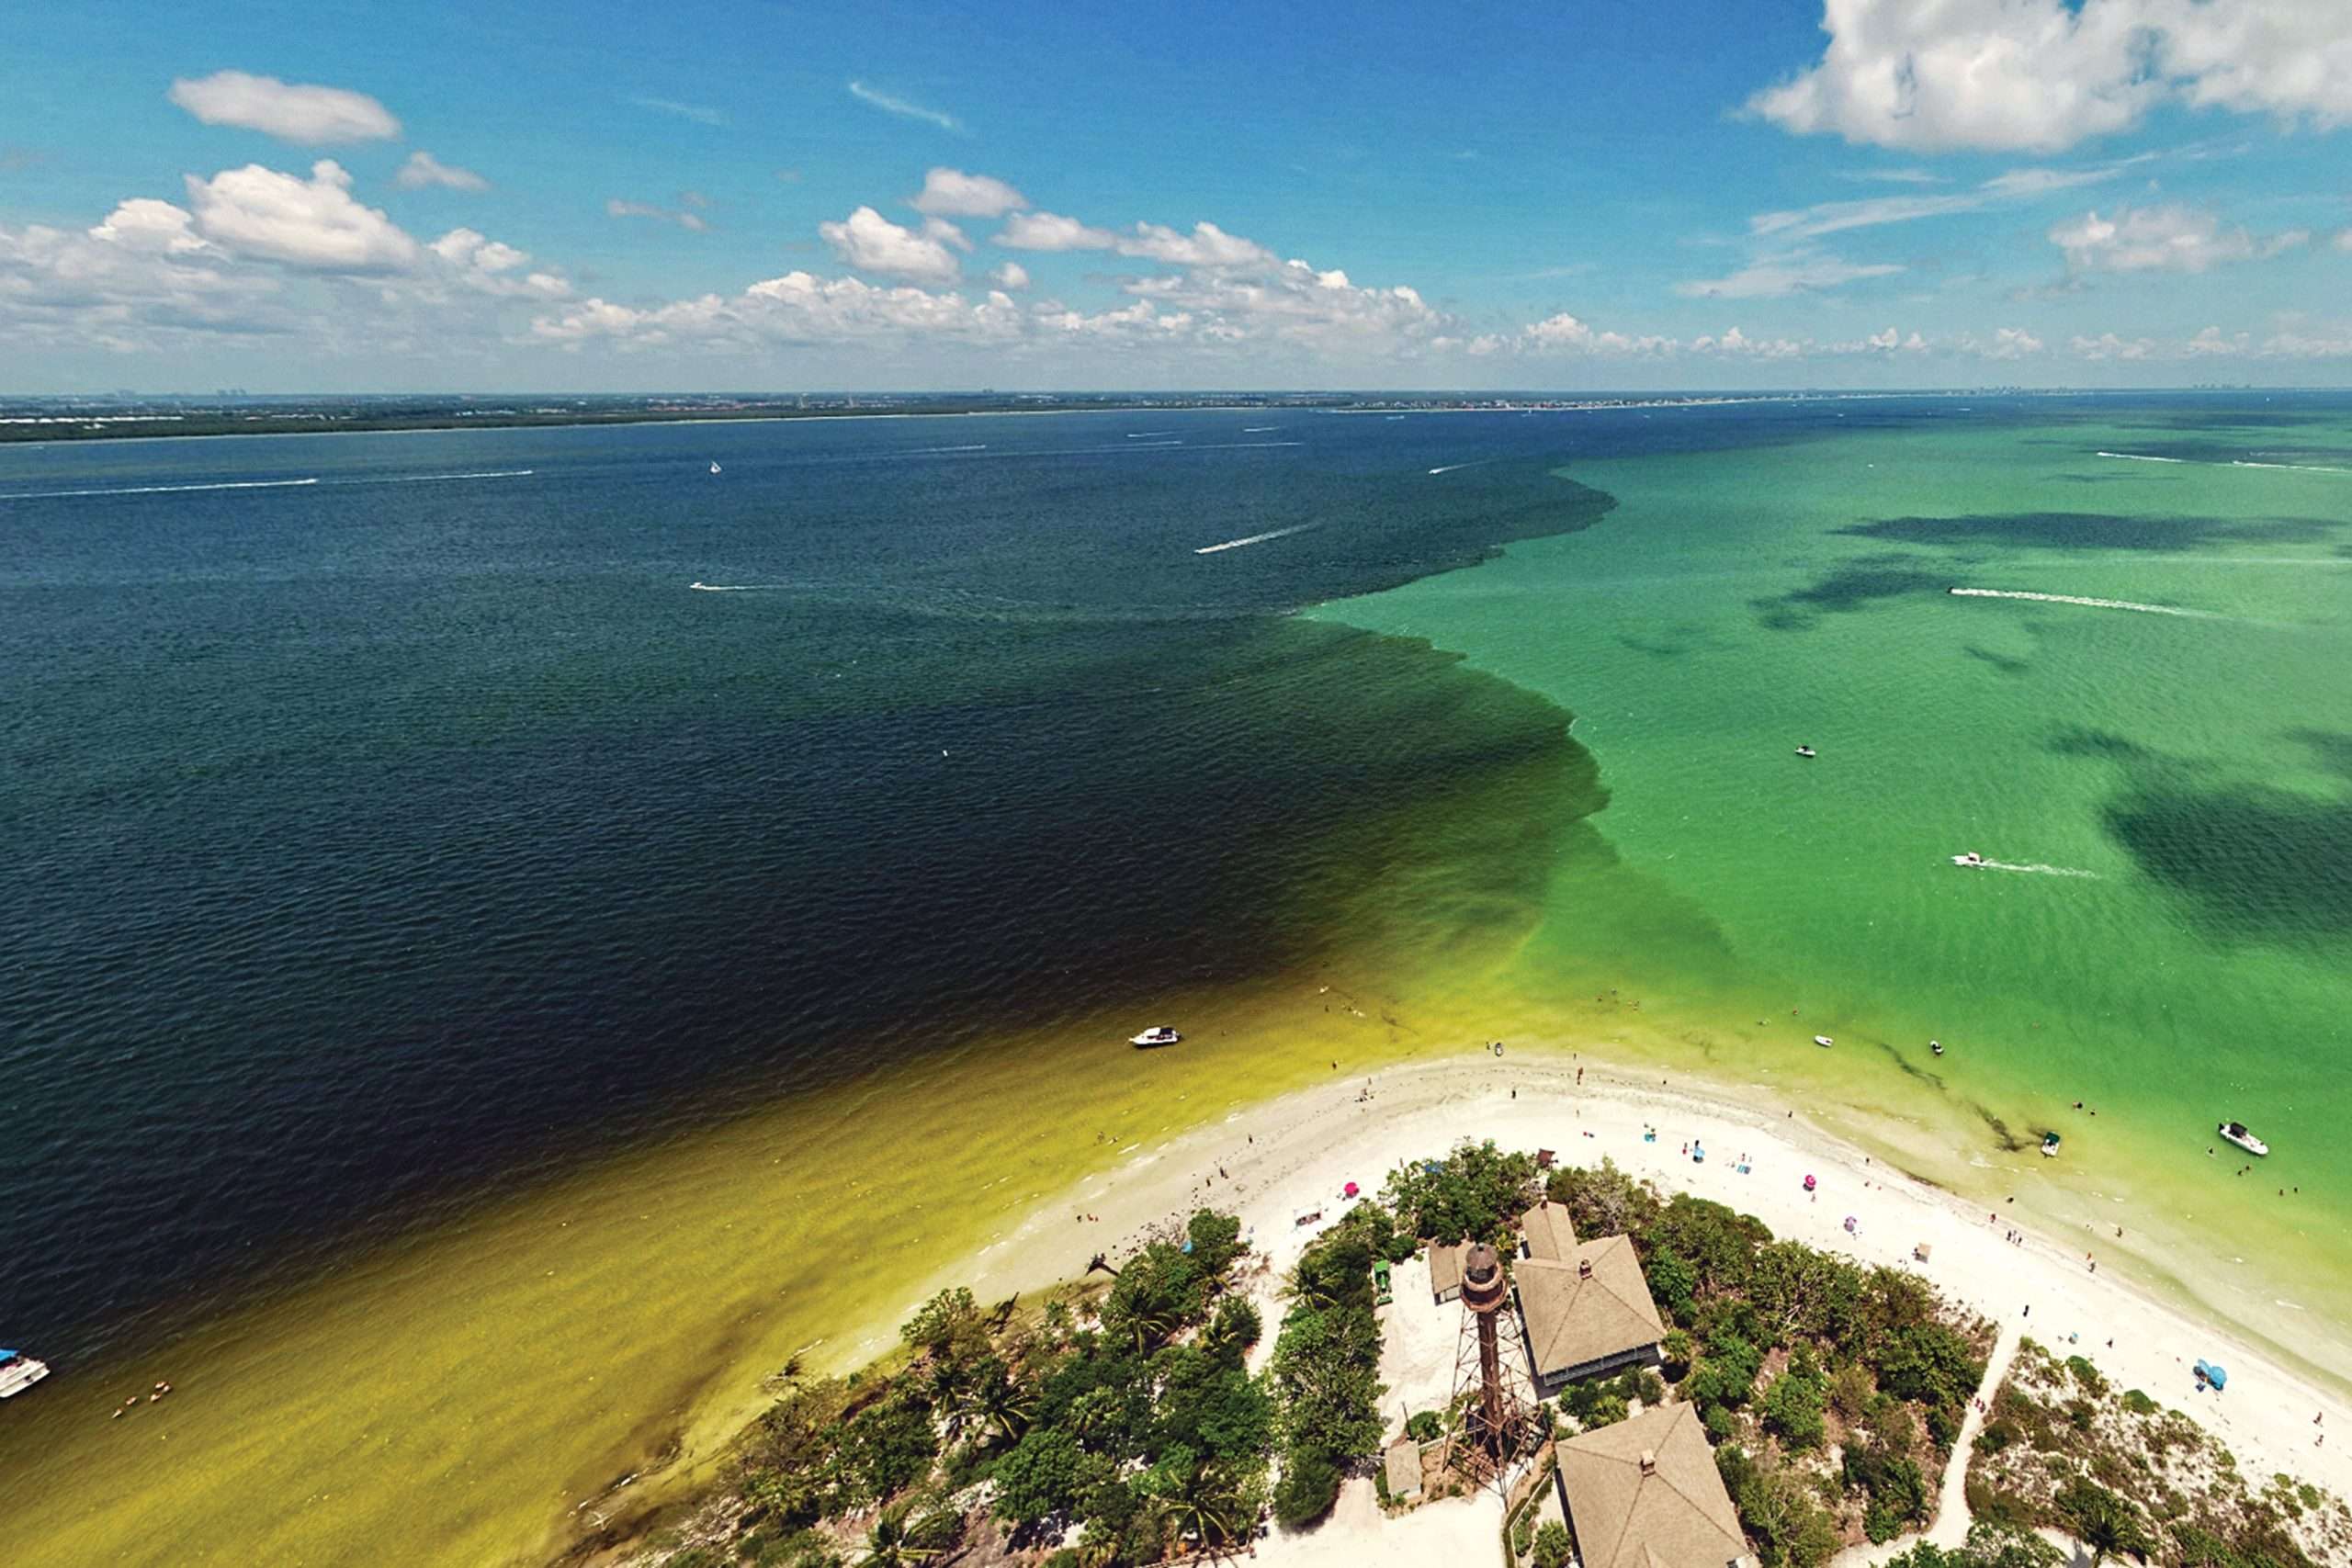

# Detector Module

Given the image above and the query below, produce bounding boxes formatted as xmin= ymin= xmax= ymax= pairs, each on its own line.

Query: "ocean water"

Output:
xmin=3 ymin=395 xmax=2349 ymax=1564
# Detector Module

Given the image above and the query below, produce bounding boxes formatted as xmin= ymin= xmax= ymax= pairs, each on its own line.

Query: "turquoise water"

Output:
xmin=1317 ymin=400 xmax=2352 ymax=1339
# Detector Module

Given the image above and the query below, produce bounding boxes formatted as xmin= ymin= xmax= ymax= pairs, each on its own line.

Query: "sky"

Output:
xmin=3 ymin=0 xmax=2349 ymax=392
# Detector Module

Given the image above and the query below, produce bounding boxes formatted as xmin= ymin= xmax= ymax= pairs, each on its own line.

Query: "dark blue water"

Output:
xmin=0 ymin=398 xmax=2076 ymax=1364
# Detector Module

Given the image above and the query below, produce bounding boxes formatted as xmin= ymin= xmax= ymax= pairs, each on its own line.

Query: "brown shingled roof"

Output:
xmin=1517 ymin=1235 xmax=1664 ymax=1379
xmin=1429 ymin=1240 xmax=1468 ymax=1299
xmin=1558 ymin=1402 xmax=1748 ymax=1568
xmin=1522 ymin=1199 xmax=1577 ymax=1262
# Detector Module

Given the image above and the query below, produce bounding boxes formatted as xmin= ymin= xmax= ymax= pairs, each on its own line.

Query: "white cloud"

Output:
xmin=1750 ymin=157 xmax=2143 ymax=243
xmin=847 ymin=81 xmax=963 ymax=134
xmin=1751 ymin=0 xmax=2352 ymax=153
xmin=2071 ymin=332 xmax=2154 ymax=359
xmin=394 ymin=151 xmax=489 ymax=192
xmin=168 ymin=71 xmax=400 ymax=144
xmin=1962 ymin=326 xmax=2046 ymax=359
xmin=88 ymin=198 xmax=214 ymax=255
xmin=1470 ymin=312 xmax=1678 ymax=357
xmin=921 ymin=216 xmax=973 ymax=253
xmin=989 ymin=261 xmax=1031 ymax=290
xmin=909 ymin=168 xmax=1028 ymax=218
xmin=1690 ymin=326 xmax=1805 ymax=359
xmin=184 ymin=160 xmax=419 ymax=272
xmin=534 ymin=271 xmax=1023 ymax=349
xmin=2184 ymin=324 xmax=2246 ymax=356
xmin=1114 ymin=221 xmax=1275 ymax=269
xmin=606 ymin=197 xmax=709 ymax=232
xmin=819 ymin=205 xmax=962 ymax=284
xmin=994 ymin=210 xmax=1117 ymax=251
xmin=2335 ymin=229 xmax=2352 ymax=254
xmin=2049 ymin=205 xmax=2302 ymax=274
xmin=1676 ymin=249 xmax=1903 ymax=298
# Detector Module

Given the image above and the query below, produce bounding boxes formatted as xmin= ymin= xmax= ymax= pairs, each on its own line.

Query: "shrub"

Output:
xmin=1405 ymin=1410 xmax=1442 ymax=1443
xmin=1511 ymin=1510 xmax=1533 ymax=1554
xmin=1532 ymin=1518 xmax=1574 ymax=1568
xmin=1383 ymin=1140 xmax=1539 ymax=1244
xmin=2120 ymin=1389 xmax=2157 ymax=1416
xmin=1762 ymin=1352 xmax=1829 ymax=1451
xmin=1272 ymin=1448 xmax=1341 ymax=1527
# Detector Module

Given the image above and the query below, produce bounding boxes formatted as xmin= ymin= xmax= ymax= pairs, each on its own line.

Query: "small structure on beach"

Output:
xmin=1428 ymin=1239 xmax=1469 ymax=1303
xmin=1516 ymin=1234 xmax=1665 ymax=1397
xmin=1384 ymin=1435 xmax=1425 ymax=1501
xmin=1557 ymin=1403 xmax=1752 ymax=1568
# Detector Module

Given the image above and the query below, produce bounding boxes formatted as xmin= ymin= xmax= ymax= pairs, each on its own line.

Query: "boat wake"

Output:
xmin=2095 ymin=451 xmax=2188 ymax=464
xmin=1948 ymin=587 xmax=2213 ymax=618
xmin=906 ymin=445 xmax=987 ymax=455
xmin=2098 ymin=450 xmax=2350 ymax=476
xmin=1242 ymin=425 xmax=1279 ymax=433
xmin=2 ymin=477 xmax=321 ymax=500
xmin=1193 ymin=523 xmax=1317 ymax=555
xmin=688 ymin=581 xmax=790 ymax=592
xmin=340 ymin=469 xmax=536 ymax=485
xmin=1427 ymin=461 xmax=1486 ymax=475
xmin=1976 ymin=860 xmax=2098 ymax=879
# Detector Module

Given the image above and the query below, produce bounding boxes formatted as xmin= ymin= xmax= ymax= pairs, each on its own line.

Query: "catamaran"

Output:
xmin=0 ymin=1348 xmax=50 ymax=1400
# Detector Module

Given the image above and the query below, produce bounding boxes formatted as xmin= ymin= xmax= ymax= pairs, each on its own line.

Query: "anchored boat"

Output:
xmin=0 ymin=1348 xmax=50 ymax=1400
xmin=1129 ymin=1025 xmax=1182 ymax=1048
xmin=2218 ymin=1121 xmax=2268 ymax=1157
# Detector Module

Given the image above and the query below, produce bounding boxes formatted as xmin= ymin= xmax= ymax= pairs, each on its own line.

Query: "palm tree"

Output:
xmin=862 ymin=1501 xmax=960 ymax=1567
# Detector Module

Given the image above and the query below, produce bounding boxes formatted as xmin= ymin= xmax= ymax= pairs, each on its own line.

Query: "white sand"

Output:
xmin=886 ymin=1051 xmax=2349 ymax=1564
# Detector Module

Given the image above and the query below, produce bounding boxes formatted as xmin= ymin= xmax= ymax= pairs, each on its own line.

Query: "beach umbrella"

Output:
xmin=1803 ymin=1174 xmax=1816 ymax=1191
xmin=2204 ymin=1361 xmax=2228 ymax=1390
xmin=1843 ymin=1214 xmax=1858 ymax=1235
xmin=1343 ymin=1181 xmax=1359 ymax=1199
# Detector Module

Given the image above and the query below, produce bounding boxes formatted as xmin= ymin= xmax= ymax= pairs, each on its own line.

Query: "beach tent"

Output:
xmin=2196 ymin=1359 xmax=2229 ymax=1390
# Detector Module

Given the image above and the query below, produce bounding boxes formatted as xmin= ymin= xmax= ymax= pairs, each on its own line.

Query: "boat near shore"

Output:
xmin=1129 ymin=1025 xmax=1182 ymax=1048
xmin=2220 ymin=1121 xmax=2269 ymax=1157
xmin=0 ymin=1349 xmax=49 ymax=1400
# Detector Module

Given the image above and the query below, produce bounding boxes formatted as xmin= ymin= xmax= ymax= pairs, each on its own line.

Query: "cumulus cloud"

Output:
xmin=535 ymin=272 xmax=1022 ymax=349
xmin=184 ymin=160 xmax=419 ymax=271
xmin=921 ymin=216 xmax=973 ymax=252
xmin=989 ymin=261 xmax=1030 ymax=290
xmin=88 ymin=198 xmax=214 ymax=255
xmin=2049 ymin=205 xmax=2303 ymax=274
xmin=1962 ymin=326 xmax=2046 ymax=358
xmin=818 ymin=205 xmax=962 ymax=283
xmin=1114 ymin=221 xmax=1275 ymax=269
xmin=2335 ymin=229 xmax=2352 ymax=254
xmin=909 ymin=168 xmax=1028 ymax=218
xmin=994 ymin=210 xmax=1118 ymax=251
xmin=2184 ymin=324 xmax=2247 ymax=355
xmin=394 ymin=151 xmax=489 ymax=192
xmin=1751 ymin=0 xmax=2352 ymax=153
xmin=2071 ymin=332 xmax=2154 ymax=359
xmin=1676 ymin=249 xmax=1904 ymax=298
xmin=168 ymin=71 xmax=400 ymax=143
xmin=1690 ymin=326 xmax=1805 ymax=358
xmin=1468 ymin=312 xmax=1676 ymax=357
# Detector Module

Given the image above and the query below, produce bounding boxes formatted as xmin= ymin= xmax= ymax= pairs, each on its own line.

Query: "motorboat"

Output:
xmin=1129 ymin=1025 xmax=1182 ymax=1048
xmin=1814 ymin=1035 xmax=1834 ymax=1048
xmin=1930 ymin=1040 xmax=1945 ymax=1057
xmin=709 ymin=461 xmax=722 ymax=475
xmin=2218 ymin=1121 xmax=2268 ymax=1157
xmin=0 ymin=1348 xmax=50 ymax=1400
xmin=1951 ymin=852 xmax=1985 ymax=868
xmin=2041 ymin=1132 xmax=2062 ymax=1157
xmin=1794 ymin=746 xmax=1816 ymax=759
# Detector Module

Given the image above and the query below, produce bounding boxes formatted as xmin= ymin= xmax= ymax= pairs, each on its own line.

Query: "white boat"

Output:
xmin=1951 ymin=852 xmax=1984 ymax=868
xmin=1814 ymin=1035 xmax=1834 ymax=1048
xmin=1129 ymin=1025 xmax=1182 ymax=1048
xmin=0 ymin=1349 xmax=50 ymax=1400
xmin=2218 ymin=1121 xmax=2268 ymax=1157
xmin=708 ymin=461 xmax=722 ymax=475
xmin=1794 ymin=746 xmax=1816 ymax=759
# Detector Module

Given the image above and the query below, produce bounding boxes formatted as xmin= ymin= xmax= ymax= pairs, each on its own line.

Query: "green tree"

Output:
xmin=992 ymin=1427 xmax=1088 ymax=1528
xmin=1761 ymin=1351 xmax=1828 ymax=1450
xmin=1532 ymin=1519 xmax=1575 ymax=1568
xmin=1272 ymin=1448 xmax=1341 ymax=1527
xmin=2056 ymin=1480 xmax=2153 ymax=1567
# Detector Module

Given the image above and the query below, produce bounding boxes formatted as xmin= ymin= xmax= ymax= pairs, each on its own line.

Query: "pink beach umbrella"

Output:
xmin=1803 ymin=1174 xmax=1816 ymax=1192
xmin=1343 ymin=1181 xmax=1359 ymax=1199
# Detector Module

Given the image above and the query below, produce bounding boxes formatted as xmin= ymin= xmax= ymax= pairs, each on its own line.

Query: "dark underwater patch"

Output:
xmin=1838 ymin=510 xmax=2341 ymax=554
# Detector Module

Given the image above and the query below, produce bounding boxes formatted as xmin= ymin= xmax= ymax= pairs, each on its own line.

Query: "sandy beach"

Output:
xmin=870 ymin=1048 xmax=2350 ymax=1561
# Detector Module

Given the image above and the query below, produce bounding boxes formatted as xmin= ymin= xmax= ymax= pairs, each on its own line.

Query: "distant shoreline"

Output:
xmin=0 ymin=386 xmax=2075 ymax=446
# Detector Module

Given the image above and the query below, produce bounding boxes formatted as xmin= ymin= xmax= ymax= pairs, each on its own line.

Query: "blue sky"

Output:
xmin=3 ymin=0 xmax=2348 ymax=390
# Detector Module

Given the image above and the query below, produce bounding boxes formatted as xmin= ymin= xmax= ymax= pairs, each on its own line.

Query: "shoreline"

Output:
xmin=878 ymin=1051 xmax=2351 ymax=1500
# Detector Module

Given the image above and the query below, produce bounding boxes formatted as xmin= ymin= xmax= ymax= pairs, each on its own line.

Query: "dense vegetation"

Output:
xmin=718 ymin=1209 xmax=1269 ymax=1567
xmin=1267 ymin=1204 xmax=1396 ymax=1527
xmin=1964 ymin=1340 xmax=2352 ymax=1568
xmin=1542 ymin=1157 xmax=1992 ymax=1564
